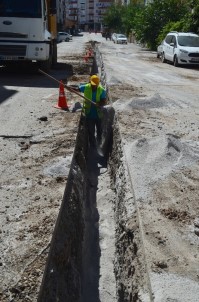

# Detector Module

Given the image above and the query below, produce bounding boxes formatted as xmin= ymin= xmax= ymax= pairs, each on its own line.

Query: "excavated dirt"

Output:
xmin=110 ymin=74 xmax=199 ymax=300
xmin=0 ymin=52 xmax=92 ymax=301
xmin=2 ymin=34 xmax=199 ymax=302
xmin=0 ymin=110 xmax=81 ymax=301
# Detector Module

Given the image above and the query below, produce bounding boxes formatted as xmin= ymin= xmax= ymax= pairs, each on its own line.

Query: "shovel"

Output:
xmin=39 ymin=69 xmax=98 ymax=106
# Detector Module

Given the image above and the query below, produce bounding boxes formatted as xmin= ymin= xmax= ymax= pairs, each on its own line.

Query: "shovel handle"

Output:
xmin=38 ymin=69 xmax=97 ymax=106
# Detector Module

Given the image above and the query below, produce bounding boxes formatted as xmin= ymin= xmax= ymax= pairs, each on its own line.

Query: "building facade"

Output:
xmin=56 ymin=0 xmax=66 ymax=30
xmin=65 ymin=0 xmax=113 ymax=32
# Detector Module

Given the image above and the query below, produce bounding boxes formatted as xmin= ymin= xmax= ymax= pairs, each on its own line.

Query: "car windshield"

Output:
xmin=0 ymin=0 xmax=42 ymax=18
xmin=118 ymin=35 xmax=126 ymax=38
xmin=178 ymin=36 xmax=199 ymax=47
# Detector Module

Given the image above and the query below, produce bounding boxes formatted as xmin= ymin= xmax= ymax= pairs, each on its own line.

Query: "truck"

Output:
xmin=0 ymin=0 xmax=57 ymax=71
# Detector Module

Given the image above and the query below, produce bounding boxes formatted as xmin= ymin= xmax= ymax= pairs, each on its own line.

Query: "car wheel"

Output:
xmin=157 ymin=53 xmax=160 ymax=58
xmin=161 ymin=52 xmax=166 ymax=63
xmin=173 ymin=55 xmax=179 ymax=67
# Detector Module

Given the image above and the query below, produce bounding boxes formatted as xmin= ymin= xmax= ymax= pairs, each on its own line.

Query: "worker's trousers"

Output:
xmin=86 ymin=118 xmax=102 ymax=147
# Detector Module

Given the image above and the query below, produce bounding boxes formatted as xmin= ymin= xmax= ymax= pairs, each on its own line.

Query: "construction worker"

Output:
xmin=75 ymin=75 xmax=106 ymax=148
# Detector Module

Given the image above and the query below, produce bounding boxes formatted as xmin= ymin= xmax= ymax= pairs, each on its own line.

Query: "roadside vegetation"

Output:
xmin=103 ymin=0 xmax=199 ymax=49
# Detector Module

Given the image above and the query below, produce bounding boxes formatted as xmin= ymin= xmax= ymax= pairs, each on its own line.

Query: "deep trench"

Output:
xmin=37 ymin=46 xmax=150 ymax=302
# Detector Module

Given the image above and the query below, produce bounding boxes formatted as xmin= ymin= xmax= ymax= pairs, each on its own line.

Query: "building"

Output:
xmin=65 ymin=0 xmax=113 ymax=32
xmin=56 ymin=0 xmax=66 ymax=30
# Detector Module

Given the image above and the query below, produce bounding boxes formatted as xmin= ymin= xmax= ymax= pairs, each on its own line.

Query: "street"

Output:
xmin=0 ymin=32 xmax=199 ymax=301
xmin=99 ymin=36 xmax=199 ymax=301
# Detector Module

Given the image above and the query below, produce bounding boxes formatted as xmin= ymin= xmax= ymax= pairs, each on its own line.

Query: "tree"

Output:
xmin=103 ymin=4 xmax=125 ymax=33
xmin=122 ymin=2 xmax=143 ymax=36
xmin=103 ymin=0 xmax=199 ymax=49
xmin=157 ymin=0 xmax=199 ymax=46
xmin=187 ymin=0 xmax=199 ymax=33
xmin=134 ymin=0 xmax=189 ymax=49
xmin=157 ymin=20 xmax=189 ymax=45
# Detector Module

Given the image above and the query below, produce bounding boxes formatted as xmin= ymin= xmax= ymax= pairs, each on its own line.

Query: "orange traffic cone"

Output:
xmin=84 ymin=55 xmax=88 ymax=62
xmin=54 ymin=81 xmax=69 ymax=110
xmin=83 ymin=49 xmax=93 ymax=62
xmin=88 ymin=49 xmax=93 ymax=57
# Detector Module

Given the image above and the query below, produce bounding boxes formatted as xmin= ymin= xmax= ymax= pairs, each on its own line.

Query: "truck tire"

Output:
xmin=38 ymin=52 xmax=52 ymax=72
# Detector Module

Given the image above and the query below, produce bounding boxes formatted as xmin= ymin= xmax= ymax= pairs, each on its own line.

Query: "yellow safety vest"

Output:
xmin=83 ymin=83 xmax=104 ymax=118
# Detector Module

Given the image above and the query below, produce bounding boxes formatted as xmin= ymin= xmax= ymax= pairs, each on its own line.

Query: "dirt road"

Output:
xmin=100 ymin=39 xmax=199 ymax=301
xmin=1 ymin=33 xmax=199 ymax=301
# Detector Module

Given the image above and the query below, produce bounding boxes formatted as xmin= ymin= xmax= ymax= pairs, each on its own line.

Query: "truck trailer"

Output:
xmin=0 ymin=0 xmax=57 ymax=71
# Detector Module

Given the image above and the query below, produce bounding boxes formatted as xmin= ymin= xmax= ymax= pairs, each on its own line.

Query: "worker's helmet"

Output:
xmin=90 ymin=75 xmax=100 ymax=86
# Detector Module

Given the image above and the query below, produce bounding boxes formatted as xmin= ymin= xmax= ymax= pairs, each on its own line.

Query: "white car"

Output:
xmin=113 ymin=34 xmax=128 ymax=44
xmin=161 ymin=31 xmax=199 ymax=67
xmin=57 ymin=32 xmax=72 ymax=43
xmin=111 ymin=33 xmax=117 ymax=41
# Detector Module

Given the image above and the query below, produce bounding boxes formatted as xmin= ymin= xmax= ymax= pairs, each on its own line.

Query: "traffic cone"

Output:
xmin=83 ymin=54 xmax=89 ymax=62
xmin=54 ymin=81 xmax=69 ymax=110
xmin=83 ymin=49 xmax=93 ymax=62
xmin=88 ymin=49 xmax=93 ymax=57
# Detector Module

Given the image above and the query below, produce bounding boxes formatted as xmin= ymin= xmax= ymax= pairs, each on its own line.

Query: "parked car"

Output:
xmin=113 ymin=34 xmax=128 ymax=44
xmin=157 ymin=41 xmax=164 ymax=58
xmin=111 ymin=33 xmax=117 ymax=42
xmin=161 ymin=31 xmax=199 ymax=67
xmin=57 ymin=32 xmax=72 ymax=43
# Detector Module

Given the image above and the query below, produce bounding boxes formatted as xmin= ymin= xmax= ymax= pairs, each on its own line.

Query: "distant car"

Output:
xmin=157 ymin=41 xmax=164 ymax=58
xmin=57 ymin=32 xmax=72 ymax=43
xmin=111 ymin=33 xmax=117 ymax=42
xmin=114 ymin=34 xmax=128 ymax=44
xmin=161 ymin=31 xmax=199 ymax=67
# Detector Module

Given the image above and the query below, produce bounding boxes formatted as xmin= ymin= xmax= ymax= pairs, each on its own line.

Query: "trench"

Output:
xmin=37 ymin=45 xmax=151 ymax=302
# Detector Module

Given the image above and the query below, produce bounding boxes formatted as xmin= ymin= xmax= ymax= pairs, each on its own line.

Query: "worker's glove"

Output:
xmin=99 ymin=100 xmax=106 ymax=107
xmin=67 ymin=85 xmax=79 ymax=91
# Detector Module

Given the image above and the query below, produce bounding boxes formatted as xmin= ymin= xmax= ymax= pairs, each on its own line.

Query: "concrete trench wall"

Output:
xmin=38 ymin=44 xmax=150 ymax=302
xmin=109 ymin=119 xmax=151 ymax=301
xmin=37 ymin=117 xmax=88 ymax=302
xmin=96 ymin=43 xmax=151 ymax=301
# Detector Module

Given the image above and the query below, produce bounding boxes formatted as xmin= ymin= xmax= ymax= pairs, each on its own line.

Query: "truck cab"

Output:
xmin=0 ymin=0 xmax=57 ymax=71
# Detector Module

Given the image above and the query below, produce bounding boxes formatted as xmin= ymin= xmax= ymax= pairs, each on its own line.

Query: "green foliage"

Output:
xmin=103 ymin=1 xmax=143 ymax=35
xmin=121 ymin=4 xmax=142 ymax=35
xmin=156 ymin=0 xmax=199 ymax=47
xmin=134 ymin=0 xmax=189 ymax=49
xmin=103 ymin=0 xmax=199 ymax=49
xmin=157 ymin=21 xmax=187 ymax=45
xmin=103 ymin=4 xmax=125 ymax=33
xmin=187 ymin=0 xmax=199 ymax=33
